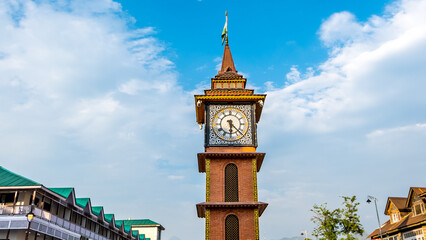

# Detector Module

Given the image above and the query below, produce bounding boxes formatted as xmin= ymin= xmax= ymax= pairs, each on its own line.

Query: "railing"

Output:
xmin=0 ymin=205 xmax=31 ymax=215
xmin=0 ymin=205 xmax=114 ymax=240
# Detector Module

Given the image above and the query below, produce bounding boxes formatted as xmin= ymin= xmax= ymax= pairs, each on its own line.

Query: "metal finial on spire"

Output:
xmin=221 ymin=11 xmax=228 ymax=45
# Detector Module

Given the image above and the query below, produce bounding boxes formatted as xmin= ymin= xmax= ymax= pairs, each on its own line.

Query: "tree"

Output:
xmin=311 ymin=203 xmax=341 ymax=240
xmin=310 ymin=196 xmax=364 ymax=240
xmin=339 ymin=196 xmax=364 ymax=240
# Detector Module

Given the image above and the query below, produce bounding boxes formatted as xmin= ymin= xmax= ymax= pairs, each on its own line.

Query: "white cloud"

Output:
xmin=258 ymin=0 xmax=426 ymax=238
xmin=264 ymin=0 xmax=426 ymax=133
xmin=318 ymin=11 xmax=365 ymax=48
xmin=285 ymin=66 xmax=314 ymax=86
xmin=367 ymin=123 xmax=426 ymax=138
xmin=168 ymin=175 xmax=185 ymax=180
xmin=0 ymin=1 xmax=201 ymax=239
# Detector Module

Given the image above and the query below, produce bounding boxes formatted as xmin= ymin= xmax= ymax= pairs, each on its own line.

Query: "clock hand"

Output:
xmin=227 ymin=119 xmax=233 ymax=133
xmin=232 ymin=124 xmax=244 ymax=135
xmin=227 ymin=120 xmax=243 ymax=135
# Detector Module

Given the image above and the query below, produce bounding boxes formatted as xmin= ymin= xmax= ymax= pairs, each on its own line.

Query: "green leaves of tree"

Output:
xmin=310 ymin=196 xmax=364 ymax=240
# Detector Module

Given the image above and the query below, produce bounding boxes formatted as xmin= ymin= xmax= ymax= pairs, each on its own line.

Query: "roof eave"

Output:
xmin=0 ymin=185 xmax=42 ymax=190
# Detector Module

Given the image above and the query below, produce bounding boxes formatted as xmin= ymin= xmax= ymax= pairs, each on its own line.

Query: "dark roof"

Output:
xmin=390 ymin=197 xmax=408 ymax=210
xmin=0 ymin=166 xmax=41 ymax=187
xmin=214 ymin=71 xmax=243 ymax=79
xmin=385 ymin=197 xmax=409 ymax=214
xmin=406 ymin=187 xmax=426 ymax=208
xmin=369 ymin=212 xmax=426 ymax=238
xmin=411 ymin=187 xmax=426 ymax=195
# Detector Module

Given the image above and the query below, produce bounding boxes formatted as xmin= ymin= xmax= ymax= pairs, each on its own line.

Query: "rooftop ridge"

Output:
xmin=49 ymin=187 xmax=74 ymax=198
xmin=0 ymin=166 xmax=41 ymax=187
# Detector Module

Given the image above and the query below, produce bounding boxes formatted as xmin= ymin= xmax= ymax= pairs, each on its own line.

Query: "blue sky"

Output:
xmin=1 ymin=0 xmax=426 ymax=239
xmin=119 ymin=0 xmax=393 ymax=90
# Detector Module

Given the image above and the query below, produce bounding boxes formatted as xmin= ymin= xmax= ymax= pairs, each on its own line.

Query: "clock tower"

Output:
xmin=194 ymin=36 xmax=268 ymax=240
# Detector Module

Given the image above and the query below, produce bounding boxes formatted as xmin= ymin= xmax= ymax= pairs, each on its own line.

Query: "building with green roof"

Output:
xmin=0 ymin=166 xmax=164 ymax=240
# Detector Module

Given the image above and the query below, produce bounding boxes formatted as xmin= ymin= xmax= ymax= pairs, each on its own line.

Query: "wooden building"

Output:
xmin=369 ymin=187 xmax=426 ymax=240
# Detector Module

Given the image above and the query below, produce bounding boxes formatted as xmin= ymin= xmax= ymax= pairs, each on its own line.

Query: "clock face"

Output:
xmin=206 ymin=104 xmax=256 ymax=146
xmin=212 ymin=107 xmax=249 ymax=141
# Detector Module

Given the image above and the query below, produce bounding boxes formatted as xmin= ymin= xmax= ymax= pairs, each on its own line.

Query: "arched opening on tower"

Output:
xmin=225 ymin=214 xmax=239 ymax=240
xmin=225 ymin=163 xmax=239 ymax=202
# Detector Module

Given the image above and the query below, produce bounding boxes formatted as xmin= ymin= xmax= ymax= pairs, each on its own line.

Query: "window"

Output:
xmin=404 ymin=229 xmax=423 ymax=239
xmin=225 ymin=214 xmax=239 ymax=240
xmin=64 ymin=208 xmax=71 ymax=220
xmin=0 ymin=193 xmax=14 ymax=204
xmin=81 ymin=217 xmax=87 ymax=227
xmin=76 ymin=214 xmax=81 ymax=225
xmin=413 ymin=202 xmax=425 ymax=216
xmin=43 ymin=198 xmax=51 ymax=212
xmin=391 ymin=212 xmax=400 ymax=223
xmin=57 ymin=205 xmax=65 ymax=218
xmin=225 ymin=164 xmax=239 ymax=202
xmin=71 ymin=211 xmax=77 ymax=223
xmin=384 ymin=236 xmax=398 ymax=240
xmin=51 ymin=201 xmax=58 ymax=215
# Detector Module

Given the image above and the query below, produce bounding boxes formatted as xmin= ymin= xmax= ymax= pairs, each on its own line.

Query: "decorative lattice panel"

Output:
xmin=225 ymin=214 xmax=239 ymax=240
xmin=206 ymin=104 xmax=255 ymax=146
xmin=225 ymin=164 xmax=239 ymax=202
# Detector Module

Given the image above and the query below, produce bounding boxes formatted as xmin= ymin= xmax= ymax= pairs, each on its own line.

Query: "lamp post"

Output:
xmin=25 ymin=204 xmax=35 ymax=240
xmin=301 ymin=230 xmax=309 ymax=240
xmin=367 ymin=195 xmax=383 ymax=240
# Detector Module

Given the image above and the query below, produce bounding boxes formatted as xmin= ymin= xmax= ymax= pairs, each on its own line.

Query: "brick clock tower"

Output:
xmin=194 ymin=37 xmax=268 ymax=240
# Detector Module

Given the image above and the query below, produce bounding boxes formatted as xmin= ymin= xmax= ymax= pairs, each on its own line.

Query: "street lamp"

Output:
xmin=367 ymin=195 xmax=383 ymax=240
xmin=25 ymin=204 xmax=35 ymax=240
xmin=301 ymin=230 xmax=309 ymax=240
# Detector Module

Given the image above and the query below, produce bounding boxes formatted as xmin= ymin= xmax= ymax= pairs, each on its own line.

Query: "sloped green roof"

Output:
xmin=76 ymin=198 xmax=90 ymax=208
xmin=49 ymin=187 xmax=73 ymax=198
xmin=0 ymin=167 xmax=160 ymax=238
xmin=0 ymin=167 xmax=41 ymax=187
xmin=104 ymin=214 xmax=114 ymax=223
xmin=115 ymin=220 xmax=123 ymax=228
xmin=91 ymin=206 xmax=103 ymax=216
xmin=115 ymin=220 xmax=132 ymax=234
xmin=120 ymin=219 xmax=161 ymax=226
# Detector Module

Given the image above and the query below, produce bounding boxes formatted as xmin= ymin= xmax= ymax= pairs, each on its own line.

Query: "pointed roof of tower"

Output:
xmin=218 ymin=40 xmax=237 ymax=75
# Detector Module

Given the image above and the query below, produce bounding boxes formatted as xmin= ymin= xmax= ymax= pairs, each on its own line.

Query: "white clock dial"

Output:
xmin=212 ymin=107 xmax=249 ymax=141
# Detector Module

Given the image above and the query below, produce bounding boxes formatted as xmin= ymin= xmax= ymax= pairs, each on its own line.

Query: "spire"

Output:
xmin=218 ymin=39 xmax=237 ymax=74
